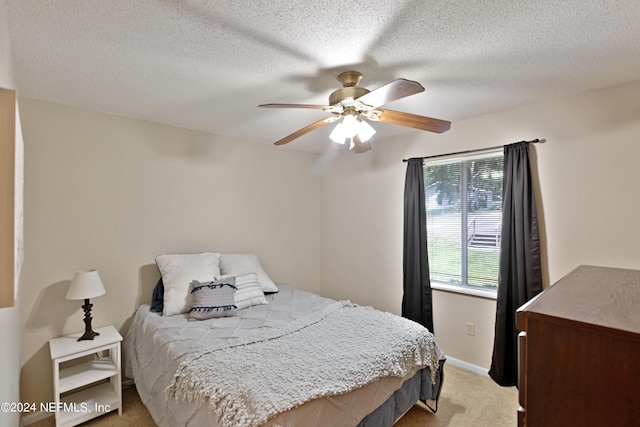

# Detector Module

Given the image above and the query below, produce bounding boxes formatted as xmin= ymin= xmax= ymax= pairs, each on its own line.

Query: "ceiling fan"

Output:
xmin=258 ymin=71 xmax=451 ymax=153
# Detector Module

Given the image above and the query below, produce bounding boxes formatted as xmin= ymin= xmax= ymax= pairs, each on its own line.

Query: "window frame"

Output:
xmin=423 ymin=149 xmax=503 ymax=299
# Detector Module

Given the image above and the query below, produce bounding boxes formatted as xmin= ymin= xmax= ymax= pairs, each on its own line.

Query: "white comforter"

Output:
xmin=125 ymin=284 xmax=443 ymax=427
xmin=168 ymin=301 xmax=438 ymax=427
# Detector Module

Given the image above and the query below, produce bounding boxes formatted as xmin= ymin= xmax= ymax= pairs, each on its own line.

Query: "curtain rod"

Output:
xmin=402 ymin=138 xmax=543 ymax=162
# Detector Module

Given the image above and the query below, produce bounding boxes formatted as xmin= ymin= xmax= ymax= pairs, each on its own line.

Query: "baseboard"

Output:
xmin=445 ymin=356 xmax=490 ymax=377
xmin=21 ymin=411 xmax=53 ymax=426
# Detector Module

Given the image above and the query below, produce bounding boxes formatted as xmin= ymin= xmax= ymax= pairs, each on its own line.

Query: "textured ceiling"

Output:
xmin=6 ymin=0 xmax=640 ymax=153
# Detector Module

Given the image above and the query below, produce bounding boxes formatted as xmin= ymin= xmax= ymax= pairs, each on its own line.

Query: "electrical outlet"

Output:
xmin=466 ymin=322 xmax=475 ymax=336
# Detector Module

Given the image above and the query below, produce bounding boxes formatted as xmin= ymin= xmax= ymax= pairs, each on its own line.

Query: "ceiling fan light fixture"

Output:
xmin=329 ymin=114 xmax=377 ymax=145
xmin=329 ymin=111 xmax=359 ymax=143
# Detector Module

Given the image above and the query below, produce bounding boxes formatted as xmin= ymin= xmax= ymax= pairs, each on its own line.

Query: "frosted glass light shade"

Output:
xmin=66 ymin=270 xmax=106 ymax=300
xmin=341 ymin=114 xmax=359 ymax=138
xmin=357 ymin=119 xmax=376 ymax=142
xmin=329 ymin=122 xmax=347 ymax=143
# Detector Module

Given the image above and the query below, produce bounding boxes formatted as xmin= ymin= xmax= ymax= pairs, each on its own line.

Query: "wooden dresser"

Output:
xmin=516 ymin=265 xmax=640 ymax=427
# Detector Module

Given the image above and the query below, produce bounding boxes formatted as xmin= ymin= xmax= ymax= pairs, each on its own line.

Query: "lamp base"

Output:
xmin=77 ymin=298 xmax=100 ymax=341
xmin=77 ymin=329 xmax=100 ymax=341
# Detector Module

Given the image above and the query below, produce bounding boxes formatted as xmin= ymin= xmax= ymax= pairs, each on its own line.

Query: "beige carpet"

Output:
xmin=29 ymin=364 xmax=517 ymax=427
xmin=396 ymin=364 xmax=518 ymax=427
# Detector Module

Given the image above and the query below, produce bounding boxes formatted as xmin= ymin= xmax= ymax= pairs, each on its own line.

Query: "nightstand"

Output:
xmin=48 ymin=325 xmax=122 ymax=427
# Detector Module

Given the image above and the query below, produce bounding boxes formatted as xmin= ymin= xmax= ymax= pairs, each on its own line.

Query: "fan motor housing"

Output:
xmin=329 ymin=87 xmax=369 ymax=106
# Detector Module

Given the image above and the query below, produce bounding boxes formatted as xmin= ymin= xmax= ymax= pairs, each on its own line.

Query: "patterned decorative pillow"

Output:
xmin=219 ymin=271 xmax=268 ymax=310
xmin=188 ymin=278 xmax=237 ymax=320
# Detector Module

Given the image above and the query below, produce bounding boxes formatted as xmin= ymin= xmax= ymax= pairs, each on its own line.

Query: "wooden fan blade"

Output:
xmin=258 ymin=103 xmax=330 ymax=110
xmin=355 ymin=79 xmax=425 ymax=108
xmin=376 ymin=109 xmax=451 ymax=133
xmin=351 ymin=135 xmax=372 ymax=154
xmin=273 ymin=117 xmax=336 ymax=146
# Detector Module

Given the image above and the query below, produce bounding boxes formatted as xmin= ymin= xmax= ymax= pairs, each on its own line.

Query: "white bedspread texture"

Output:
xmin=167 ymin=300 xmax=438 ymax=427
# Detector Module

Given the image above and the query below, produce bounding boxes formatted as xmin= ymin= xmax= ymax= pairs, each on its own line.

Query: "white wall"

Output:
xmin=18 ymin=99 xmax=323 ymax=405
xmin=16 ymin=62 xmax=640 ymax=405
xmin=321 ymin=79 xmax=640 ymax=369
xmin=0 ymin=0 xmax=21 ymax=425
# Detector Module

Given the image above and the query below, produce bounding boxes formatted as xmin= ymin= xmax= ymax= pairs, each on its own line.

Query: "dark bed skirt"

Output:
xmin=357 ymin=359 xmax=446 ymax=426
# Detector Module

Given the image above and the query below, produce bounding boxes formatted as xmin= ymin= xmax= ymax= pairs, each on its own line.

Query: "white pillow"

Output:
xmin=219 ymin=253 xmax=278 ymax=293
xmin=156 ymin=252 xmax=221 ymax=316
xmin=219 ymin=271 xmax=268 ymax=310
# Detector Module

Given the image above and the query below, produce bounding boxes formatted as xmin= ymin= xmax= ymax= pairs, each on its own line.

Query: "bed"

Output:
xmin=124 ymin=253 xmax=445 ymax=427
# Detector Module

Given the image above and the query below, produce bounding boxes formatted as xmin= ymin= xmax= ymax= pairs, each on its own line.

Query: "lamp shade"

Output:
xmin=66 ymin=270 xmax=106 ymax=300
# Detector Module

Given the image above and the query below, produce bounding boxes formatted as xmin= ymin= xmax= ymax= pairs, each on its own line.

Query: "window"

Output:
xmin=424 ymin=151 xmax=503 ymax=294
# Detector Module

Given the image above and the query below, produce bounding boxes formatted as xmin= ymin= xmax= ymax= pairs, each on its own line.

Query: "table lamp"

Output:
xmin=66 ymin=270 xmax=106 ymax=341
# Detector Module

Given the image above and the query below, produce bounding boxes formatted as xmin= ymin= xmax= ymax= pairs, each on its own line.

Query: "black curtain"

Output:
xmin=489 ymin=142 xmax=543 ymax=387
xmin=402 ymin=158 xmax=434 ymax=333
